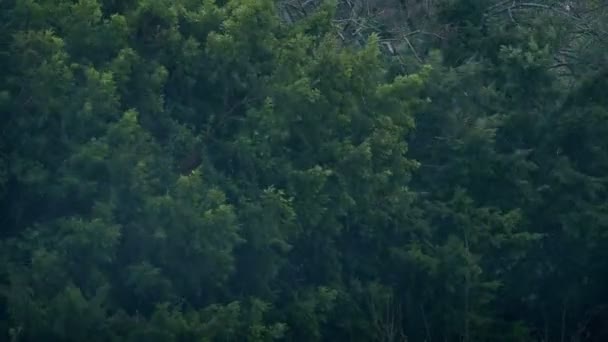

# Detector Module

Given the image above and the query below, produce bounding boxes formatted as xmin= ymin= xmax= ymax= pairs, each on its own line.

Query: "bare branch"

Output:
xmin=402 ymin=34 xmax=422 ymax=63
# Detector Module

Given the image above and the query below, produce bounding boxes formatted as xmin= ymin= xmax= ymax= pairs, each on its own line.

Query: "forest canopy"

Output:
xmin=1 ymin=0 xmax=607 ymax=341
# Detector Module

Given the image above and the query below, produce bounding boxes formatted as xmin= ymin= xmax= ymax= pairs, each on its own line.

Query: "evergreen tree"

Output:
xmin=1 ymin=0 xmax=607 ymax=341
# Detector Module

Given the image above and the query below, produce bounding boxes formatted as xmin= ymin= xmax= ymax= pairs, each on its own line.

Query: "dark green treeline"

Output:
xmin=1 ymin=0 xmax=607 ymax=341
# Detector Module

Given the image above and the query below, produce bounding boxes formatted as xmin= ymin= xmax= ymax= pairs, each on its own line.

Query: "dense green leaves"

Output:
xmin=1 ymin=0 xmax=607 ymax=341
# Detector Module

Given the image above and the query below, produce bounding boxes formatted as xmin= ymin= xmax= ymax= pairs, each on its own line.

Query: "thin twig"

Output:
xmin=508 ymin=7 xmax=517 ymax=23
xmin=402 ymin=34 xmax=422 ymax=63
xmin=421 ymin=304 xmax=432 ymax=342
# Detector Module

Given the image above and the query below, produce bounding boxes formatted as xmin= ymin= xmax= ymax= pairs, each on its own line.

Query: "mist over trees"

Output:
xmin=1 ymin=0 xmax=607 ymax=341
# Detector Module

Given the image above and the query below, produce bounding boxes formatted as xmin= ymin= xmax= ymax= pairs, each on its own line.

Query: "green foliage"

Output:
xmin=1 ymin=0 xmax=608 ymax=341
